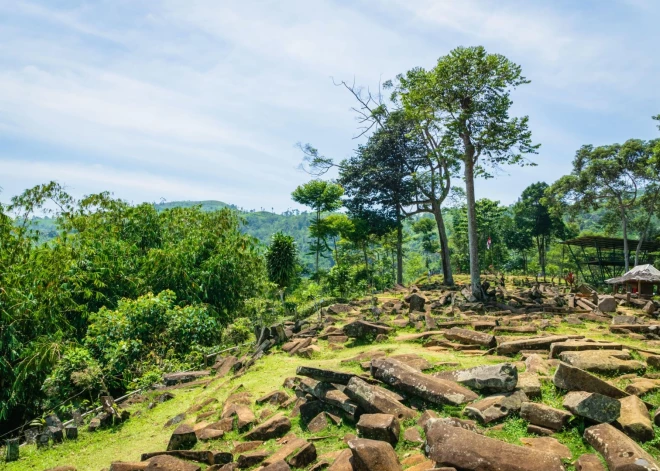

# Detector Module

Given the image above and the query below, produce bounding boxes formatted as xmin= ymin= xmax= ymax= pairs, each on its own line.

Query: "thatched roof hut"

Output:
xmin=606 ymin=264 xmax=660 ymax=296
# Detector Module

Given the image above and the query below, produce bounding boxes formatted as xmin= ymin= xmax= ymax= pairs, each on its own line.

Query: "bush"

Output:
xmin=224 ymin=317 xmax=254 ymax=345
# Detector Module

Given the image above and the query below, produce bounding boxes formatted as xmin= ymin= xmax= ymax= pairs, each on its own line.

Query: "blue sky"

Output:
xmin=1 ymin=0 xmax=659 ymax=212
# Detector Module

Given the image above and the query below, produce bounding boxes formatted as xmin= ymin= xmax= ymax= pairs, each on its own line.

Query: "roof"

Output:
xmin=605 ymin=264 xmax=660 ymax=284
xmin=563 ymin=235 xmax=660 ymax=252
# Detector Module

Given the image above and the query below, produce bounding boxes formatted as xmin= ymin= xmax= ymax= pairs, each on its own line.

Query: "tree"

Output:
xmin=514 ymin=182 xmax=564 ymax=279
xmin=550 ymin=139 xmax=654 ymax=271
xmin=391 ymin=46 xmax=538 ymax=298
xmin=338 ymin=113 xmax=424 ymax=284
xmin=266 ymin=232 xmax=299 ymax=300
xmin=291 ymin=180 xmax=344 ymax=276
xmin=412 ymin=217 xmax=439 ymax=269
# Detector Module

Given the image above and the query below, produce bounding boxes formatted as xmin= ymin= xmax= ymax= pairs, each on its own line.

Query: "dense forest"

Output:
xmin=1 ymin=45 xmax=659 ymax=439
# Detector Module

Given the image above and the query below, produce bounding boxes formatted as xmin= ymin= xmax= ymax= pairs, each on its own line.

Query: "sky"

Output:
xmin=1 ymin=0 xmax=659 ymax=212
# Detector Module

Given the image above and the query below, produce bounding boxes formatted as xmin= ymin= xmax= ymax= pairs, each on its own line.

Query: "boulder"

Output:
xmin=615 ymin=395 xmax=654 ymax=442
xmin=553 ymin=362 xmax=628 ymax=398
xmin=625 ymin=378 xmax=660 ymax=396
xmin=345 ymin=376 xmax=415 ymax=420
xmin=464 ymin=390 xmax=528 ymax=424
xmin=496 ymin=336 xmax=569 ymax=355
xmin=237 ymin=450 xmax=269 ymax=468
xmin=257 ymin=390 xmax=290 ymax=406
xmin=520 ymin=402 xmax=572 ymax=431
xmin=347 ymin=438 xmax=402 ymax=471
xmin=520 ymin=437 xmax=571 ymax=460
xmin=296 ymin=366 xmax=357 ymax=385
xmin=424 ymin=418 xmax=565 ymax=471
xmin=261 ymin=461 xmax=291 ymax=471
xmin=433 ymin=363 xmax=517 ymax=393
xmin=574 ymin=454 xmax=606 ymax=471
xmin=356 ymin=413 xmax=400 ymax=446
xmin=146 ymin=455 xmax=201 ymax=471
xmin=163 ymin=371 xmax=209 ymax=386
xmin=516 ymin=372 xmax=542 ymax=399
xmin=327 ymin=449 xmax=354 ymax=471
xmin=558 ymin=350 xmax=645 ymax=374
xmin=563 ymin=391 xmax=620 ymax=423
xmin=549 ymin=340 xmax=622 ymax=359
xmin=390 ymin=353 xmax=431 ymax=371
xmin=597 ymin=295 xmax=617 ymax=313
xmin=243 ymin=413 xmax=291 ymax=441
xmin=343 ymin=320 xmax=393 ymax=339
xmin=167 ymin=424 xmax=198 ymax=451
xmin=584 ymin=423 xmax=660 ymax=471
xmin=443 ymin=327 xmax=496 ymax=348
xmin=371 ymin=358 xmax=478 ymax=406
xmin=307 ymin=412 xmax=329 ymax=433
xmin=405 ymin=293 xmax=428 ymax=312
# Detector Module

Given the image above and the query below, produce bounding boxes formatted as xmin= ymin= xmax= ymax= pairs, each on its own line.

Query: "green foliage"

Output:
xmin=266 ymin=232 xmax=300 ymax=292
xmin=224 ymin=317 xmax=255 ymax=346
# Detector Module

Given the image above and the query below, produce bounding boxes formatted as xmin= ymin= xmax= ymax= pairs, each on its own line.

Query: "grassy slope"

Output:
xmin=9 ymin=290 xmax=660 ymax=471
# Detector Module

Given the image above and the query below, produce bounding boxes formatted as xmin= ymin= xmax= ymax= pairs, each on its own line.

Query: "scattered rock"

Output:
xmin=584 ymin=423 xmax=660 ymax=471
xmin=574 ymin=454 xmax=606 ymax=471
xmin=347 ymin=438 xmax=402 ymax=471
xmin=167 ymin=424 xmax=198 ymax=451
xmin=433 ymin=363 xmax=518 ymax=393
xmin=520 ymin=402 xmax=572 ymax=431
xmin=244 ymin=413 xmax=291 ymax=440
xmin=520 ymin=437 xmax=571 ymax=460
xmin=563 ymin=391 xmax=621 ymax=423
xmin=345 ymin=376 xmax=415 ymax=420
xmin=464 ymin=390 xmax=528 ymax=424
xmin=553 ymin=362 xmax=628 ymax=398
xmin=356 ymin=413 xmax=400 ymax=446
xmin=615 ymin=395 xmax=654 ymax=442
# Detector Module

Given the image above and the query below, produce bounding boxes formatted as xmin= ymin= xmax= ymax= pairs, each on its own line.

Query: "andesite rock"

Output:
xmin=345 ymin=376 xmax=415 ymax=421
xmin=343 ymin=320 xmax=393 ymax=339
xmin=549 ymin=340 xmax=622 ymax=359
xmin=464 ymin=390 xmax=528 ymax=424
xmin=520 ymin=402 xmax=572 ymax=431
xmin=559 ymin=350 xmax=645 ymax=374
xmin=371 ymin=357 xmax=478 ymax=406
xmin=146 ymin=455 xmax=201 ymax=471
xmin=615 ymin=395 xmax=654 ymax=442
xmin=356 ymin=413 xmax=400 ymax=446
xmin=433 ymin=363 xmax=518 ymax=393
xmin=243 ymin=413 xmax=291 ymax=441
xmin=167 ymin=424 xmax=198 ymax=451
xmin=553 ymin=362 xmax=628 ymax=398
xmin=563 ymin=391 xmax=621 ymax=423
xmin=574 ymin=454 xmax=606 ymax=471
xmin=584 ymin=423 xmax=660 ymax=471
xmin=424 ymin=418 xmax=565 ymax=471
xmin=347 ymin=438 xmax=402 ymax=471
xmin=296 ymin=366 xmax=357 ymax=385
xmin=443 ymin=327 xmax=496 ymax=348
xmin=520 ymin=437 xmax=571 ymax=460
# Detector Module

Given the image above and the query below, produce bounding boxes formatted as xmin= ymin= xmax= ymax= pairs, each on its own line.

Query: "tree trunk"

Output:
xmin=432 ymin=205 xmax=454 ymax=286
xmin=396 ymin=208 xmax=403 ymax=285
xmin=621 ymin=207 xmax=630 ymax=272
xmin=315 ymin=209 xmax=320 ymax=276
xmin=464 ymin=157 xmax=481 ymax=298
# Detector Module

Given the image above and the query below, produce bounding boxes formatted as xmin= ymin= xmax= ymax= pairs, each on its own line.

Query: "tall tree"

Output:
xmin=514 ymin=182 xmax=564 ymax=279
xmin=291 ymin=180 xmax=344 ymax=277
xmin=391 ymin=46 xmax=538 ymax=298
xmin=265 ymin=231 xmax=299 ymax=300
xmin=550 ymin=139 xmax=653 ymax=271
xmin=337 ymin=113 xmax=425 ymax=285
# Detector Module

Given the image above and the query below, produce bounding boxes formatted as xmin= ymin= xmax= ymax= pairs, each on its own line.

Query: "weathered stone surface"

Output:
xmin=110 ymin=464 xmax=148 ymax=471
xmin=237 ymin=450 xmax=269 ymax=468
xmin=559 ymin=350 xmax=645 ymax=374
xmin=140 ymin=450 xmax=217 ymax=465
xmin=264 ymin=437 xmax=315 ymax=468
xmin=424 ymin=418 xmax=565 ymax=471
xmin=464 ymin=390 xmax=528 ymax=424
xmin=261 ymin=461 xmax=291 ymax=471
xmin=525 ymin=354 xmax=550 ymax=375
xmin=345 ymin=376 xmax=415 ymax=420
xmin=288 ymin=442 xmax=316 ymax=468
xmin=244 ymin=413 xmax=291 ymax=440
xmin=496 ymin=336 xmax=570 ymax=355
xmin=553 ymin=362 xmax=628 ymax=398
xmin=371 ymin=358 xmax=478 ymax=406
xmin=307 ymin=412 xmax=329 ymax=433
xmin=433 ymin=363 xmax=517 ymax=393
xmin=356 ymin=413 xmax=400 ymax=446
xmin=390 ymin=353 xmax=431 ymax=371
xmin=403 ymin=427 xmax=424 ymax=443
xmin=520 ymin=437 xmax=571 ymax=460
xmin=520 ymin=402 xmax=572 ymax=431
xmin=296 ymin=366 xmax=357 ymax=385
xmin=616 ymin=395 xmax=654 ymax=442
xmin=597 ymin=295 xmax=617 ymax=312
xmin=563 ymin=391 xmax=620 ymax=423
xmin=549 ymin=340 xmax=622 ymax=359
xmin=347 ymin=438 xmax=402 ymax=471
xmin=516 ymin=372 xmax=541 ymax=399
xmin=626 ymin=378 xmax=660 ymax=396
xmin=443 ymin=327 xmax=496 ymax=348
xmin=167 ymin=424 xmax=198 ymax=451
xmin=343 ymin=320 xmax=393 ymax=339
xmin=584 ymin=423 xmax=660 ymax=471
xmin=163 ymin=371 xmax=209 ymax=386
xmin=298 ymin=378 xmax=359 ymax=420
xmin=257 ymin=390 xmax=290 ymax=406
xmin=233 ymin=441 xmax=263 ymax=454
xmin=146 ymin=455 xmax=201 ymax=471
xmin=327 ymin=449 xmax=353 ymax=471
xmin=406 ymin=293 xmax=428 ymax=312
xmin=574 ymin=454 xmax=606 ymax=471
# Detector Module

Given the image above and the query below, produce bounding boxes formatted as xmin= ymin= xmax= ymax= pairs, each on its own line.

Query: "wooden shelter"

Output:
xmin=606 ymin=264 xmax=660 ymax=297
xmin=563 ymin=236 xmax=660 ymax=285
